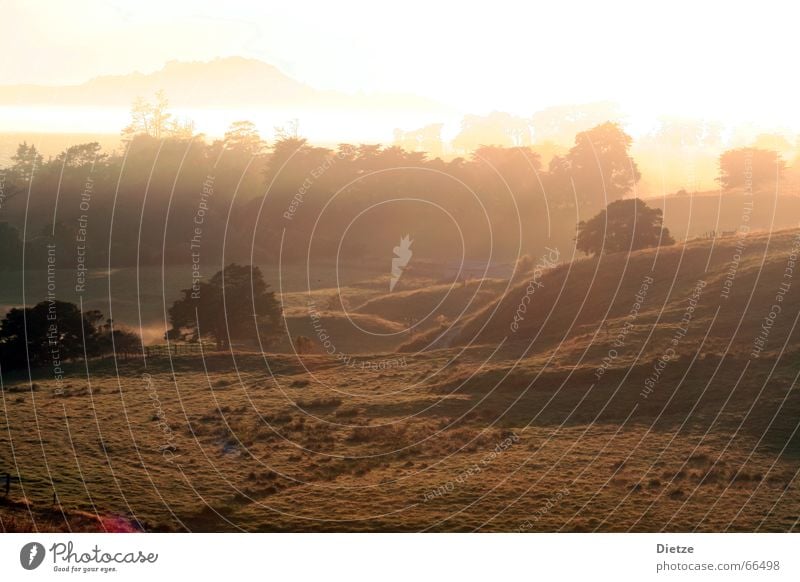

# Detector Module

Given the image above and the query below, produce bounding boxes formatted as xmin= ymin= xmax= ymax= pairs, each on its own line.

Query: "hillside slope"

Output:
xmin=3 ymin=232 xmax=799 ymax=533
xmin=403 ymin=228 xmax=800 ymax=363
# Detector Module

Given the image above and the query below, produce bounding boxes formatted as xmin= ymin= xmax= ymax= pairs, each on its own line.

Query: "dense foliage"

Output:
xmin=576 ymin=198 xmax=675 ymax=255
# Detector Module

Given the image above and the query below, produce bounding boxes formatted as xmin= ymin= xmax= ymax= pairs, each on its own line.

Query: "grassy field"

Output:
xmin=1 ymin=230 xmax=800 ymax=532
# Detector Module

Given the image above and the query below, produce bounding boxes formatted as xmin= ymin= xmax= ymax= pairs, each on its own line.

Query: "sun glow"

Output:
xmin=2 ymin=0 xmax=799 ymax=140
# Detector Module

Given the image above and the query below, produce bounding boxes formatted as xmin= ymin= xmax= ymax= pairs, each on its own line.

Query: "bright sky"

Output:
xmin=2 ymin=0 xmax=799 ymax=130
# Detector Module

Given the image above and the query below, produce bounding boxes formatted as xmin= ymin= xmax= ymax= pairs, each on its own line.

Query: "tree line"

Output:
xmin=1 ymin=91 xmax=786 ymax=273
xmin=0 ymin=263 xmax=282 ymax=371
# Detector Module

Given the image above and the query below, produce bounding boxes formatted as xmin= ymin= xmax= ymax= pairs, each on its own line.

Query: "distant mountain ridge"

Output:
xmin=0 ymin=56 xmax=450 ymax=113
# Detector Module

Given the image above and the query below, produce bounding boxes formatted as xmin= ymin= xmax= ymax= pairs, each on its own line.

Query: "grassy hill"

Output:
xmin=356 ymin=277 xmax=507 ymax=325
xmin=651 ymin=190 xmax=800 ymax=240
xmin=403 ymin=228 xmax=800 ymax=357
xmin=2 ymin=230 xmax=799 ymax=532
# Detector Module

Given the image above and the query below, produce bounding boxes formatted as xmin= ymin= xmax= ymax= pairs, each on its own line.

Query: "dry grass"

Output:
xmin=2 ymin=231 xmax=800 ymax=532
xmin=1 ymin=342 xmax=797 ymax=532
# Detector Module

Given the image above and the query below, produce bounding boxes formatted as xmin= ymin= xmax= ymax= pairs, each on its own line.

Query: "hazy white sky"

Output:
xmin=2 ymin=0 xmax=799 ymax=128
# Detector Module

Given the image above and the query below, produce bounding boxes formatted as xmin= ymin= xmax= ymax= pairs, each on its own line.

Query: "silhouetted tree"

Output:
xmin=0 ymin=302 xmax=117 ymax=369
xmin=718 ymin=148 xmax=785 ymax=190
xmin=122 ymin=90 xmax=193 ymax=140
xmin=10 ymin=142 xmax=43 ymax=185
xmin=550 ymin=122 xmax=640 ymax=210
xmin=223 ymin=121 xmax=265 ymax=156
xmin=168 ymin=264 xmax=282 ymax=350
xmin=274 ymin=118 xmax=300 ymax=141
xmin=576 ymin=198 xmax=674 ymax=255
